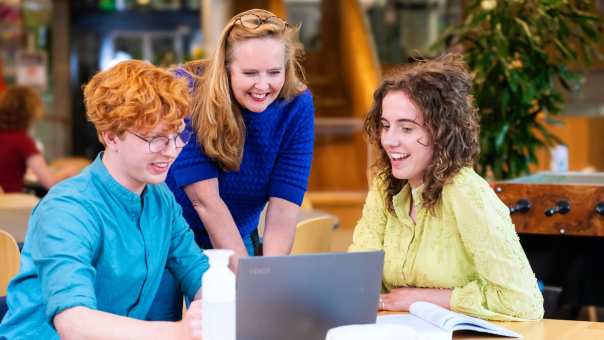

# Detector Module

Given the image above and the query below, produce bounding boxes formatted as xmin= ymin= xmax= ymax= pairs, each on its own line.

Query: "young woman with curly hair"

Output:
xmin=349 ymin=54 xmax=544 ymax=321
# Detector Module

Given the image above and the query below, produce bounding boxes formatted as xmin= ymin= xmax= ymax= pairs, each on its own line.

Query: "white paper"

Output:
xmin=375 ymin=302 xmax=522 ymax=340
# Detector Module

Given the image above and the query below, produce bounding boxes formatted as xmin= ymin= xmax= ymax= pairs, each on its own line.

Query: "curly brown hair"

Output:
xmin=83 ymin=60 xmax=190 ymax=144
xmin=0 ymin=86 xmax=44 ymax=131
xmin=364 ymin=53 xmax=480 ymax=212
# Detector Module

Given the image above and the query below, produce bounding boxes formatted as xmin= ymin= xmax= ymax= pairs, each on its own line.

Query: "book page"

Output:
xmin=376 ymin=314 xmax=451 ymax=340
xmin=409 ymin=302 xmax=522 ymax=338
xmin=410 ymin=302 xmax=461 ymax=328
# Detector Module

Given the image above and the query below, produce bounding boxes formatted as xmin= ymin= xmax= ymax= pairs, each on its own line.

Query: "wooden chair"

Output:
xmin=583 ymin=306 xmax=599 ymax=322
xmin=258 ymin=194 xmax=314 ymax=238
xmin=0 ymin=193 xmax=39 ymax=208
xmin=300 ymin=195 xmax=313 ymax=210
xmin=0 ymin=193 xmax=40 ymax=244
xmin=291 ymin=216 xmax=336 ymax=254
xmin=0 ymin=229 xmax=20 ymax=295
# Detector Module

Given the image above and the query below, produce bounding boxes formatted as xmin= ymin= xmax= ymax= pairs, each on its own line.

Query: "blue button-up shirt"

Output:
xmin=0 ymin=154 xmax=208 ymax=339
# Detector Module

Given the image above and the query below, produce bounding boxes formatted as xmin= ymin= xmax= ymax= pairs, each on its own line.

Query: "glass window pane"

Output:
xmin=366 ymin=0 xmax=462 ymax=64
xmin=114 ymin=35 xmax=143 ymax=60
xmin=286 ymin=0 xmax=322 ymax=51
xmin=151 ymin=36 xmax=177 ymax=67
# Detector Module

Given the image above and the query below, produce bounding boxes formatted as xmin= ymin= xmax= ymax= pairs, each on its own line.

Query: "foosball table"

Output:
xmin=494 ymin=172 xmax=604 ymax=236
xmin=493 ymin=172 xmax=604 ymax=317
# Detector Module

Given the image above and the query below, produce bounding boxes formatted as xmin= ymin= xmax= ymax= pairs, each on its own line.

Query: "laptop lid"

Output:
xmin=236 ymin=251 xmax=384 ymax=340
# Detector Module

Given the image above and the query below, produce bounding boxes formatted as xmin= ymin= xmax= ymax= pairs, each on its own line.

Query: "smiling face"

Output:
xmin=380 ymin=90 xmax=433 ymax=188
xmin=102 ymin=121 xmax=185 ymax=194
xmin=228 ymin=37 xmax=286 ymax=112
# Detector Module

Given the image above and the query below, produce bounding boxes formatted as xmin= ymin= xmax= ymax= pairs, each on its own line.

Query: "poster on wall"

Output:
xmin=16 ymin=49 xmax=47 ymax=90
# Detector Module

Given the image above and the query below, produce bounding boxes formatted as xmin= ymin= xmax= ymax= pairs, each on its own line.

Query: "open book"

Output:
xmin=376 ymin=302 xmax=522 ymax=340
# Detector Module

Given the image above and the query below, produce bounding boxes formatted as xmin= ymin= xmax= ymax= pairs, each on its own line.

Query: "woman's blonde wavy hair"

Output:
xmin=185 ymin=8 xmax=307 ymax=171
xmin=84 ymin=60 xmax=190 ymax=144
xmin=364 ymin=54 xmax=480 ymax=212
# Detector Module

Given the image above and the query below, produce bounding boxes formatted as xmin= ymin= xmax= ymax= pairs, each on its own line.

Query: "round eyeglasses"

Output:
xmin=129 ymin=129 xmax=192 ymax=153
xmin=235 ymin=13 xmax=289 ymax=31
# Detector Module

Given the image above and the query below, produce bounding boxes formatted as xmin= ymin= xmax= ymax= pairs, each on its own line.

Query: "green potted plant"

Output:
xmin=440 ymin=0 xmax=602 ymax=179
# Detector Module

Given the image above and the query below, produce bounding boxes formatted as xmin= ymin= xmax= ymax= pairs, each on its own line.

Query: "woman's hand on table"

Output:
xmin=379 ymin=287 xmax=452 ymax=312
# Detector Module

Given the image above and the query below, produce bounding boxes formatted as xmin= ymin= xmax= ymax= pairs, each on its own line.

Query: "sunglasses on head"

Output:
xmin=234 ymin=13 xmax=289 ymax=31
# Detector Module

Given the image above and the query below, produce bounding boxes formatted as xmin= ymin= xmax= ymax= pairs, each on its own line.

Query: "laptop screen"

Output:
xmin=236 ymin=251 xmax=384 ymax=340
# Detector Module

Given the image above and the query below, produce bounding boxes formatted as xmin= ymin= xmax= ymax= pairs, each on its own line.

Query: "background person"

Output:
xmin=0 ymin=86 xmax=76 ymax=193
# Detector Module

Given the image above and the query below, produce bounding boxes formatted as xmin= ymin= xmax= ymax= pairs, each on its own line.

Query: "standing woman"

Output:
xmin=167 ymin=9 xmax=313 ymax=266
xmin=349 ymin=54 xmax=543 ymax=321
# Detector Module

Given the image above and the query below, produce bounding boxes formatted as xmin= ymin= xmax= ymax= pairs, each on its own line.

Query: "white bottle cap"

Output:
xmin=205 ymin=249 xmax=234 ymax=268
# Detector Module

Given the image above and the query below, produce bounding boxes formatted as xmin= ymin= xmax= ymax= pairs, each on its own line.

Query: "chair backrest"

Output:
xmin=0 ymin=193 xmax=39 ymax=244
xmin=0 ymin=193 xmax=39 ymax=208
xmin=257 ymin=194 xmax=314 ymax=238
xmin=300 ymin=195 xmax=313 ymax=210
xmin=0 ymin=229 xmax=20 ymax=295
xmin=291 ymin=216 xmax=336 ymax=254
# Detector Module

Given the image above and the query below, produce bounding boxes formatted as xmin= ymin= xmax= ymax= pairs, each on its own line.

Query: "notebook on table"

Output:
xmin=236 ymin=251 xmax=384 ymax=340
xmin=377 ymin=301 xmax=522 ymax=340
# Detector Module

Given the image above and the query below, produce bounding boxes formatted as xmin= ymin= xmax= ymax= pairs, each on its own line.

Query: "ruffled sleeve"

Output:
xmin=447 ymin=170 xmax=544 ymax=320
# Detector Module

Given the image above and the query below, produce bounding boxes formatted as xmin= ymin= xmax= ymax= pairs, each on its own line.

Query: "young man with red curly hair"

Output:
xmin=0 ymin=60 xmax=206 ymax=339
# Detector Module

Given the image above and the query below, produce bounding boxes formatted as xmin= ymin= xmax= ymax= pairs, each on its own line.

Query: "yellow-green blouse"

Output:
xmin=349 ymin=167 xmax=544 ymax=321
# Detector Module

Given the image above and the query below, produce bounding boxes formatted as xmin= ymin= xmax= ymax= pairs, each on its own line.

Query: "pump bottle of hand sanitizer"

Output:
xmin=202 ymin=249 xmax=236 ymax=340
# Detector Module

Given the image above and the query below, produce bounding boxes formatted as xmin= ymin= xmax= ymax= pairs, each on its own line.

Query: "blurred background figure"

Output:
xmin=0 ymin=85 xmax=76 ymax=193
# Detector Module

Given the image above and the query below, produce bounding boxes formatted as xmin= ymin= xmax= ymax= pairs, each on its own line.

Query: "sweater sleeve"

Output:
xmin=168 ymin=68 xmax=218 ymax=188
xmin=268 ymin=91 xmax=314 ymax=205
xmin=447 ymin=178 xmax=544 ymax=321
xmin=169 ymin=117 xmax=219 ymax=188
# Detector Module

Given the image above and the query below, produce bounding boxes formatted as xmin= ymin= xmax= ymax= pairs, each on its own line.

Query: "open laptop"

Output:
xmin=236 ymin=251 xmax=384 ymax=340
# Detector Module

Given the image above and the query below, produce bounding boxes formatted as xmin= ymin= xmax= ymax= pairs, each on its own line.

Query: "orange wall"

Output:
xmin=533 ymin=115 xmax=604 ymax=172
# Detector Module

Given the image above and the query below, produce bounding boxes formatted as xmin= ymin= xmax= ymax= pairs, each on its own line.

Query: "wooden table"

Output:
xmin=381 ymin=311 xmax=604 ymax=340
xmin=454 ymin=319 xmax=604 ymax=340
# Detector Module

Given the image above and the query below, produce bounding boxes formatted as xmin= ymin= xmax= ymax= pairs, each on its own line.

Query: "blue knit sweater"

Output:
xmin=166 ymin=89 xmax=314 ymax=248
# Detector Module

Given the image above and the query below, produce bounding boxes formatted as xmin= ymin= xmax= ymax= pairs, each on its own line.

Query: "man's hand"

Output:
xmin=182 ymin=300 xmax=203 ymax=339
